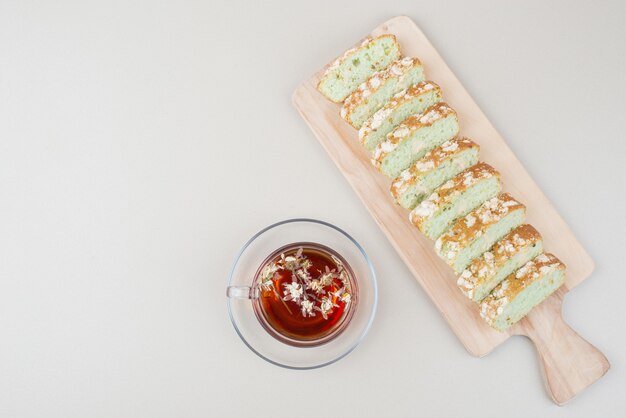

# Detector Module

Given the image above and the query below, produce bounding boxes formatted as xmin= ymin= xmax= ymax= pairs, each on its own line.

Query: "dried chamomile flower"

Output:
xmin=301 ymin=300 xmax=315 ymax=317
xmin=300 ymin=258 xmax=313 ymax=270
xmin=309 ymin=279 xmax=325 ymax=294
xmin=260 ymin=262 xmax=280 ymax=290
xmin=331 ymin=254 xmax=344 ymax=267
xmin=283 ymin=281 xmax=303 ymax=302
xmin=283 ymin=255 xmax=298 ymax=270
xmin=296 ymin=268 xmax=311 ymax=282
xmin=339 ymin=270 xmax=351 ymax=290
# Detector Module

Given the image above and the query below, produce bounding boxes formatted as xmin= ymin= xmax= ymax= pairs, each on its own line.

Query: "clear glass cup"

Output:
xmin=228 ymin=241 xmax=359 ymax=347
xmin=226 ymin=218 xmax=377 ymax=369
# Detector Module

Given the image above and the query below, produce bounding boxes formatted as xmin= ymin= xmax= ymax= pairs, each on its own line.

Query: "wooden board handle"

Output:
xmin=515 ymin=291 xmax=610 ymax=405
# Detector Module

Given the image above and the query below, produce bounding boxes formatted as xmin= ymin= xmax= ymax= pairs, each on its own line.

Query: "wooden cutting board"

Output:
xmin=292 ymin=16 xmax=609 ymax=405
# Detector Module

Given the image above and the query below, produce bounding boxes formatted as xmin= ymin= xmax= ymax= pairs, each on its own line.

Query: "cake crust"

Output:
xmin=317 ymin=34 xmax=400 ymax=103
xmin=358 ymin=80 xmax=441 ymax=145
xmin=392 ymin=138 xmax=480 ymax=200
xmin=371 ymin=102 xmax=457 ymax=170
xmin=457 ymin=224 xmax=542 ymax=301
xmin=409 ymin=162 xmax=499 ymax=230
xmin=341 ymin=57 xmax=423 ymax=128
xmin=435 ymin=193 xmax=525 ymax=258
xmin=479 ymin=253 xmax=566 ymax=329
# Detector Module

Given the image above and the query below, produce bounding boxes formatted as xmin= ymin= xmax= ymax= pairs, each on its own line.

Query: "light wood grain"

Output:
xmin=292 ymin=15 xmax=608 ymax=404
xmin=515 ymin=288 xmax=610 ymax=405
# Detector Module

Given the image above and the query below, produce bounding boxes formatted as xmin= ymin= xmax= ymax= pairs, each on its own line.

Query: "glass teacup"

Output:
xmin=227 ymin=242 xmax=358 ymax=347
xmin=226 ymin=218 xmax=377 ymax=369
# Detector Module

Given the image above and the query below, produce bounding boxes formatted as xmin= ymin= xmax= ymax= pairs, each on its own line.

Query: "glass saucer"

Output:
xmin=226 ymin=218 xmax=377 ymax=369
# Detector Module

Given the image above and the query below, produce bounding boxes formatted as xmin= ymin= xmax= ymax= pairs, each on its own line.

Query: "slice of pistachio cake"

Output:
xmin=436 ymin=193 xmax=526 ymax=273
xmin=372 ymin=102 xmax=459 ymax=178
xmin=359 ymin=81 xmax=442 ymax=151
xmin=457 ymin=224 xmax=544 ymax=302
xmin=341 ymin=57 xmax=424 ymax=128
xmin=317 ymin=35 xmax=401 ymax=103
xmin=391 ymin=138 xmax=480 ymax=210
xmin=479 ymin=253 xmax=566 ymax=331
xmin=409 ymin=163 xmax=501 ymax=240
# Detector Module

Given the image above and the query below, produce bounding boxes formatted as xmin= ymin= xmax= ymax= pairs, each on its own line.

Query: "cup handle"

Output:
xmin=226 ymin=286 xmax=258 ymax=299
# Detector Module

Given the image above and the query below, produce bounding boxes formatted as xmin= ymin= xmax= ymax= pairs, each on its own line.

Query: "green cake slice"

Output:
xmin=359 ymin=81 xmax=442 ymax=151
xmin=317 ymin=35 xmax=401 ymax=103
xmin=391 ymin=137 xmax=480 ymax=210
xmin=372 ymin=102 xmax=459 ymax=178
xmin=409 ymin=162 xmax=501 ymax=240
xmin=479 ymin=253 xmax=566 ymax=331
xmin=457 ymin=224 xmax=544 ymax=302
xmin=435 ymin=193 xmax=526 ymax=273
xmin=341 ymin=57 xmax=425 ymax=128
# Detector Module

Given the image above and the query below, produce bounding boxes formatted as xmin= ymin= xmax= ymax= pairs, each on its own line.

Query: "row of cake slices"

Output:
xmin=317 ymin=34 xmax=565 ymax=331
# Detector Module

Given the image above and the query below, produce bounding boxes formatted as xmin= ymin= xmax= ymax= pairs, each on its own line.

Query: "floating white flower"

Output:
xmin=309 ymin=279 xmax=324 ymax=294
xmin=283 ymin=256 xmax=298 ymax=270
xmin=319 ymin=269 xmax=335 ymax=287
xmin=339 ymin=270 xmax=351 ymax=290
xmin=296 ymin=268 xmax=311 ymax=282
xmin=301 ymin=300 xmax=314 ymax=317
xmin=300 ymin=258 xmax=313 ymax=270
xmin=332 ymin=288 xmax=351 ymax=304
xmin=319 ymin=297 xmax=337 ymax=319
xmin=331 ymin=255 xmax=343 ymax=267
xmin=283 ymin=281 xmax=303 ymax=302
xmin=259 ymin=263 xmax=280 ymax=290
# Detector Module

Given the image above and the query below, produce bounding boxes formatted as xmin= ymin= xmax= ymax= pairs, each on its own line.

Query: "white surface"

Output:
xmin=0 ymin=1 xmax=625 ymax=416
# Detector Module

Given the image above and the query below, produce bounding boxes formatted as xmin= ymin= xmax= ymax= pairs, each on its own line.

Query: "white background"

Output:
xmin=1 ymin=0 xmax=625 ymax=416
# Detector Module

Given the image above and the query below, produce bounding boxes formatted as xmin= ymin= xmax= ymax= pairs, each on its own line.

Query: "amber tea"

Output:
xmin=253 ymin=243 xmax=357 ymax=345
